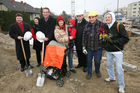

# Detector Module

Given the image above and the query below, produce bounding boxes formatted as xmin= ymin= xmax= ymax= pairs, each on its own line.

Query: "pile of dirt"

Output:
xmin=0 ymin=32 xmax=140 ymax=93
xmin=124 ymin=37 xmax=140 ymax=64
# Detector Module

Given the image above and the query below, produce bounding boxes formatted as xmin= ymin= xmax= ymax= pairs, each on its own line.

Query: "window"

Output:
xmin=13 ymin=5 xmax=16 ymax=8
xmin=133 ymin=8 xmax=136 ymax=10
xmin=133 ymin=15 xmax=136 ymax=17
xmin=133 ymin=11 xmax=136 ymax=13
xmin=134 ymin=4 xmax=137 ymax=6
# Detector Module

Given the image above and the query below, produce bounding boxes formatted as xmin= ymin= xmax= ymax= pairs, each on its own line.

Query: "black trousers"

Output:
xmin=76 ymin=50 xmax=87 ymax=68
xmin=61 ymin=50 xmax=68 ymax=74
xmin=35 ymin=49 xmax=41 ymax=65
xmin=19 ymin=59 xmax=30 ymax=68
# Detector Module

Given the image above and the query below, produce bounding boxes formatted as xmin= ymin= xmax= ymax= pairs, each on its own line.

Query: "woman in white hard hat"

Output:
xmin=31 ymin=17 xmax=42 ymax=67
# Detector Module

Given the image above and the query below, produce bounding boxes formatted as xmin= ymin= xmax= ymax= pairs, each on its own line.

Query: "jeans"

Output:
xmin=68 ymin=49 xmax=74 ymax=70
xmin=106 ymin=51 xmax=125 ymax=88
xmin=87 ymin=48 xmax=102 ymax=74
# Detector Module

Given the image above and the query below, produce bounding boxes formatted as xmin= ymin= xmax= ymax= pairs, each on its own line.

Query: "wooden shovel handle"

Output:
xmin=41 ymin=41 xmax=45 ymax=64
xmin=20 ymin=39 xmax=27 ymax=60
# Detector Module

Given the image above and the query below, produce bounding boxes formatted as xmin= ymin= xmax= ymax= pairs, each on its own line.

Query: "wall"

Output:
xmin=0 ymin=4 xmax=8 ymax=11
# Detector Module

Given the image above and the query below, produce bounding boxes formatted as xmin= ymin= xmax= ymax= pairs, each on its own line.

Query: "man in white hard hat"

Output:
xmin=75 ymin=10 xmax=88 ymax=72
xmin=9 ymin=13 xmax=33 ymax=72
xmin=82 ymin=10 xmax=108 ymax=79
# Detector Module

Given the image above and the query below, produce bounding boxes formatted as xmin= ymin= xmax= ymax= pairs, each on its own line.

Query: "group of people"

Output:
xmin=9 ymin=7 xmax=129 ymax=93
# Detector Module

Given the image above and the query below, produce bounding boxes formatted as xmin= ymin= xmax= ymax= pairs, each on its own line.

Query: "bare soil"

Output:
xmin=0 ymin=33 xmax=140 ymax=93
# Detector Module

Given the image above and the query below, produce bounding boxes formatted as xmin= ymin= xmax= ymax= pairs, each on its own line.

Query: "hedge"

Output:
xmin=0 ymin=11 xmax=32 ymax=32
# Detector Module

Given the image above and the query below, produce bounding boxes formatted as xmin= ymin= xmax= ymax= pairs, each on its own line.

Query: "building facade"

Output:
xmin=118 ymin=7 xmax=127 ymax=18
xmin=0 ymin=0 xmax=40 ymax=20
xmin=127 ymin=1 xmax=140 ymax=19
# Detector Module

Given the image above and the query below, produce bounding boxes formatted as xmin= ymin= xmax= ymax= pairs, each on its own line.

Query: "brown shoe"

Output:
xmin=70 ymin=69 xmax=76 ymax=73
xmin=86 ymin=74 xmax=92 ymax=80
xmin=96 ymin=72 xmax=102 ymax=78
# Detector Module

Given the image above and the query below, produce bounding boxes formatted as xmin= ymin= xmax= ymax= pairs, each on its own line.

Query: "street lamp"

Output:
xmin=117 ymin=0 xmax=119 ymax=14
xmin=84 ymin=0 xmax=86 ymax=14
xmin=116 ymin=0 xmax=119 ymax=20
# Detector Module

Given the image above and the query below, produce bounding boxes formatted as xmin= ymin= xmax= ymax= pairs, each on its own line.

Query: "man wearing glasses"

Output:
xmin=75 ymin=10 xmax=88 ymax=72
xmin=39 ymin=7 xmax=56 ymax=57
xmin=82 ymin=10 xmax=108 ymax=79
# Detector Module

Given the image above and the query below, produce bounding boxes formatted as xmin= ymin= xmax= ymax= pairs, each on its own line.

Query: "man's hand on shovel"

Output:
xmin=18 ymin=36 xmax=23 ymax=40
xmin=42 ymin=37 xmax=49 ymax=41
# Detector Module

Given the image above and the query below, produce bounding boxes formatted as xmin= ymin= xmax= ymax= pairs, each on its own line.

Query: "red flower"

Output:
xmin=98 ymin=27 xmax=105 ymax=34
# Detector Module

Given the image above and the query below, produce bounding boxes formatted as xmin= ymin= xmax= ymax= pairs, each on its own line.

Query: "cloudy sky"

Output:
xmin=15 ymin=0 xmax=139 ymax=15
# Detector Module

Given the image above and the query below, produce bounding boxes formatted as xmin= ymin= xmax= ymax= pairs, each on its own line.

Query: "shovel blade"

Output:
xmin=36 ymin=73 xmax=45 ymax=87
xmin=25 ymin=68 xmax=33 ymax=77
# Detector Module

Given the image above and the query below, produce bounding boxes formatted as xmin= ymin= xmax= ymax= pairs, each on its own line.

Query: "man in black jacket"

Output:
xmin=9 ymin=13 xmax=33 ymax=72
xmin=75 ymin=10 xmax=88 ymax=72
xmin=39 ymin=7 xmax=56 ymax=57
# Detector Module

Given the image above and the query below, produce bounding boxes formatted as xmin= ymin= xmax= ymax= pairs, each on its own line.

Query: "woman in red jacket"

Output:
xmin=31 ymin=17 xmax=42 ymax=67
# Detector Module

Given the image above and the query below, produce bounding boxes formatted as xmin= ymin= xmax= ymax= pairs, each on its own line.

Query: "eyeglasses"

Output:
xmin=76 ymin=15 xmax=82 ymax=17
xmin=69 ymin=23 xmax=73 ymax=25
xmin=89 ymin=16 xmax=96 ymax=19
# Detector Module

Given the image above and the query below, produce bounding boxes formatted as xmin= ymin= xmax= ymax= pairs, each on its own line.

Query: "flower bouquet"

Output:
xmin=98 ymin=27 xmax=122 ymax=51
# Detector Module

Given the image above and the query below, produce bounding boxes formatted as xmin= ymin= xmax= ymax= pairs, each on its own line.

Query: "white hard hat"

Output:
xmin=36 ymin=31 xmax=45 ymax=42
xmin=75 ymin=9 xmax=83 ymax=16
xmin=23 ymin=31 xmax=32 ymax=41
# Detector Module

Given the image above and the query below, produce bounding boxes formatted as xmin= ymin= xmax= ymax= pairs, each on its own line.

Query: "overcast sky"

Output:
xmin=15 ymin=0 xmax=139 ymax=15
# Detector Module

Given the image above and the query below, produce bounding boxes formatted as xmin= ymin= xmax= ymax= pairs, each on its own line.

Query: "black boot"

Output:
xmin=83 ymin=67 xmax=88 ymax=72
xmin=75 ymin=64 xmax=82 ymax=68
xmin=20 ymin=68 xmax=25 ymax=72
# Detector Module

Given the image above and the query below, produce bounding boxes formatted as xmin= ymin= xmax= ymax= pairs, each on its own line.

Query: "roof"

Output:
xmin=0 ymin=0 xmax=40 ymax=14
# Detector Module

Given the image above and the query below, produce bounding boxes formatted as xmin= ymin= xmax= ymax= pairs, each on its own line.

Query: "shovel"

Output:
xmin=36 ymin=41 xmax=45 ymax=87
xmin=20 ymin=39 xmax=33 ymax=77
xmin=41 ymin=41 xmax=45 ymax=65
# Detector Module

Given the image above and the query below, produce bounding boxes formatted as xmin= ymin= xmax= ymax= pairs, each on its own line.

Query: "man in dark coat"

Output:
xmin=75 ymin=10 xmax=88 ymax=72
xmin=9 ymin=13 xmax=33 ymax=72
xmin=39 ymin=7 xmax=56 ymax=57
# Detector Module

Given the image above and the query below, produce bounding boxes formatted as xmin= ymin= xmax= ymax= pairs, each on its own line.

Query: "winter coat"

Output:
xmin=9 ymin=23 xmax=31 ymax=60
xmin=54 ymin=25 xmax=69 ymax=46
xmin=39 ymin=16 xmax=56 ymax=44
xmin=75 ymin=18 xmax=87 ymax=50
xmin=68 ymin=19 xmax=77 ymax=49
xmin=104 ymin=12 xmax=129 ymax=52
xmin=104 ymin=21 xmax=129 ymax=52
xmin=31 ymin=24 xmax=42 ymax=50
xmin=82 ymin=20 xmax=107 ymax=50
